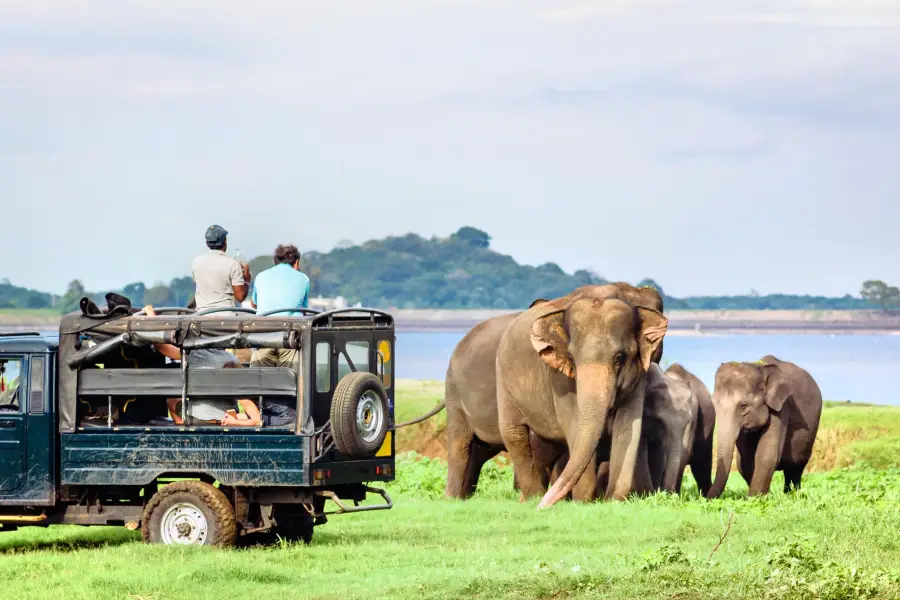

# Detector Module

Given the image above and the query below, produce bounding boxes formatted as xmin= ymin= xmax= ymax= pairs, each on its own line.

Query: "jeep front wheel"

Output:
xmin=142 ymin=481 xmax=237 ymax=547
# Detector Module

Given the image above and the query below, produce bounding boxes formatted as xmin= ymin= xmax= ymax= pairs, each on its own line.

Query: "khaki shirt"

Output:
xmin=191 ymin=250 xmax=244 ymax=311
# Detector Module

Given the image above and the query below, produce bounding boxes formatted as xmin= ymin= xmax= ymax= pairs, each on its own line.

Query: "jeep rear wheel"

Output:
xmin=330 ymin=372 xmax=390 ymax=458
xmin=142 ymin=481 xmax=237 ymax=548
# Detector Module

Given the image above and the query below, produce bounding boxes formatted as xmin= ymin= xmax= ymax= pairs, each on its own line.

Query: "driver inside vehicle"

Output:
xmin=0 ymin=360 xmax=20 ymax=412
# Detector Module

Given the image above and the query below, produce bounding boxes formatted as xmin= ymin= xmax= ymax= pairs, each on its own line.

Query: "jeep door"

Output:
xmin=0 ymin=356 xmax=26 ymax=495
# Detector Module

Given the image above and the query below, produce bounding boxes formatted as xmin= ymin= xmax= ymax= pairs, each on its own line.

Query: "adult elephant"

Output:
xmin=665 ymin=363 xmax=715 ymax=496
xmin=496 ymin=291 xmax=667 ymax=509
xmin=419 ymin=283 xmax=663 ymax=500
xmin=706 ymin=355 xmax=822 ymax=498
xmin=443 ymin=308 xmax=564 ymax=499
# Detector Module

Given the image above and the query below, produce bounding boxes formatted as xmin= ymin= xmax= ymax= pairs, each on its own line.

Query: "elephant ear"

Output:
xmin=530 ymin=299 xmax=575 ymax=379
xmin=636 ymin=307 xmax=668 ymax=372
xmin=760 ymin=364 xmax=792 ymax=412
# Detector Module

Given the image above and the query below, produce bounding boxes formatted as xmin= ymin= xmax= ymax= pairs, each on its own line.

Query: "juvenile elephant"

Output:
xmin=664 ymin=363 xmax=715 ymax=496
xmin=635 ymin=363 xmax=697 ymax=493
xmin=706 ymin=355 xmax=822 ymax=498
xmin=497 ymin=292 xmax=667 ymax=509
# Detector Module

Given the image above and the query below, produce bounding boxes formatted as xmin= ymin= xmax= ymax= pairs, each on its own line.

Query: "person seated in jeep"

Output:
xmin=142 ymin=305 xmax=295 ymax=427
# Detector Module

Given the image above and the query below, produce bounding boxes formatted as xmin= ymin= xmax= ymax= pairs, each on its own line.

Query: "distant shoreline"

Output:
xmin=2 ymin=308 xmax=900 ymax=335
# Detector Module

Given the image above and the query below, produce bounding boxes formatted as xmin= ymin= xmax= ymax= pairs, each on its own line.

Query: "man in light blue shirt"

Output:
xmin=250 ymin=244 xmax=310 ymax=369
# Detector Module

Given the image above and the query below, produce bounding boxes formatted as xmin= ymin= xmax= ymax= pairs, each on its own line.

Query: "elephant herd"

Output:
xmin=403 ymin=283 xmax=824 ymax=509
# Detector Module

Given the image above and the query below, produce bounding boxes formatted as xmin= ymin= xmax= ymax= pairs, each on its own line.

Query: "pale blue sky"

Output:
xmin=1 ymin=0 xmax=898 ymax=297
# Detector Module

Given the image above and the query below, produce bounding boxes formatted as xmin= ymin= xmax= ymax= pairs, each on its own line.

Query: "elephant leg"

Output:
xmin=466 ymin=440 xmax=501 ymax=495
xmin=499 ymin=397 xmax=546 ymax=500
xmin=646 ymin=439 xmax=665 ymax=492
xmin=689 ymin=436 xmax=714 ymax=497
xmin=595 ymin=461 xmax=610 ymax=496
xmin=735 ymin=434 xmax=756 ymax=488
xmin=445 ymin=404 xmax=478 ymax=498
xmin=549 ymin=452 xmax=567 ymax=487
xmin=631 ymin=437 xmax=654 ymax=496
xmin=531 ymin=435 xmax=565 ymax=491
xmin=748 ymin=422 xmax=787 ymax=496
xmin=605 ymin=387 xmax=645 ymax=501
xmin=783 ymin=463 xmax=805 ymax=493
xmin=570 ymin=450 xmax=599 ymax=501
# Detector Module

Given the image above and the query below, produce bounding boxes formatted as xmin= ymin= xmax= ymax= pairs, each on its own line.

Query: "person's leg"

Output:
xmin=276 ymin=349 xmax=299 ymax=369
xmin=250 ymin=348 xmax=277 ymax=368
xmin=167 ymin=398 xmax=184 ymax=425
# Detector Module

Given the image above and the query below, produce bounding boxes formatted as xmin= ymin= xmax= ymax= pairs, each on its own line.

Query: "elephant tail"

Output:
xmin=395 ymin=400 xmax=446 ymax=428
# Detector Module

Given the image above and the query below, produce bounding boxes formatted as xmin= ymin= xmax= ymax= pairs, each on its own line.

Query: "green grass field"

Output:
xmin=2 ymin=381 xmax=900 ymax=600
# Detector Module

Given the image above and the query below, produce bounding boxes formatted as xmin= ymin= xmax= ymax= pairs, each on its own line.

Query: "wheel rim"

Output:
xmin=160 ymin=502 xmax=209 ymax=545
xmin=356 ymin=391 xmax=384 ymax=444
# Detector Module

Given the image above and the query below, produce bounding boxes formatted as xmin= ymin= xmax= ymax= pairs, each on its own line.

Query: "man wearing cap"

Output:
xmin=191 ymin=224 xmax=251 ymax=313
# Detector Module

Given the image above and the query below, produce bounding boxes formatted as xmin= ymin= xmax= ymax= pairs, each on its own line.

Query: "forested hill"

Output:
xmin=244 ymin=227 xmax=875 ymax=310
xmin=0 ymin=227 xmax=885 ymax=311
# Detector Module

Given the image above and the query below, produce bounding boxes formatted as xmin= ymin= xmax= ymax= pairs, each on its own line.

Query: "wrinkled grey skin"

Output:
xmin=497 ymin=291 xmax=668 ymax=509
xmin=442 ymin=283 xmax=664 ymax=500
xmin=444 ymin=310 xmax=563 ymax=498
xmin=551 ymin=364 xmax=700 ymax=498
xmin=665 ymin=363 xmax=715 ymax=496
xmin=707 ymin=355 xmax=823 ymax=498
xmin=635 ymin=363 xmax=697 ymax=493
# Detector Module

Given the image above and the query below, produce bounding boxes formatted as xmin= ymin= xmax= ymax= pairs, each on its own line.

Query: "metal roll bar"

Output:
xmin=258 ymin=308 xmax=321 ymax=317
xmin=193 ymin=307 xmax=258 ymax=316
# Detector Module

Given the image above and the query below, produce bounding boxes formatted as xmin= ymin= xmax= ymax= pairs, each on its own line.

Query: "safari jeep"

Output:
xmin=0 ymin=301 xmax=396 ymax=546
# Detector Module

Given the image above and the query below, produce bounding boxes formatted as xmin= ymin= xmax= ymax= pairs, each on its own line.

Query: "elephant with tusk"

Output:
xmin=410 ymin=283 xmax=664 ymax=501
xmin=496 ymin=290 xmax=668 ymax=509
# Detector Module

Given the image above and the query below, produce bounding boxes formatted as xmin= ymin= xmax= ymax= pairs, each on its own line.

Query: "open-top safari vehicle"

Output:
xmin=0 ymin=296 xmax=396 ymax=546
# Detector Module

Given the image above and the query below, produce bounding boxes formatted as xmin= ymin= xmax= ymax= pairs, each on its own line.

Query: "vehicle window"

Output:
xmin=377 ymin=340 xmax=392 ymax=389
xmin=315 ymin=342 xmax=331 ymax=393
xmin=338 ymin=341 xmax=370 ymax=380
xmin=29 ymin=357 xmax=45 ymax=414
xmin=0 ymin=359 xmax=22 ymax=412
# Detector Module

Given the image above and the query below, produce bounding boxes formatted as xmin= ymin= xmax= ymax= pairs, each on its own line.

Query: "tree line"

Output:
xmin=0 ymin=227 xmax=892 ymax=312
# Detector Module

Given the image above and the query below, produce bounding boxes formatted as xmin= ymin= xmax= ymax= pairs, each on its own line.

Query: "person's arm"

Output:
xmin=143 ymin=305 xmax=182 ymax=361
xmin=222 ymin=399 xmax=261 ymax=426
xmin=230 ymin=261 xmax=250 ymax=303
xmin=300 ymin=275 xmax=310 ymax=308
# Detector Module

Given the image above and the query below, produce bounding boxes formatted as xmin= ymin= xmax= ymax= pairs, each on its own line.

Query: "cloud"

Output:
xmin=655 ymin=142 xmax=771 ymax=162
xmin=1 ymin=0 xmax=899 ymax=296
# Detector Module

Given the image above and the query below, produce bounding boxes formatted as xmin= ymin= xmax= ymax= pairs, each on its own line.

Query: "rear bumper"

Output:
xmin=309 ymin=457 xmax=395 ymax=486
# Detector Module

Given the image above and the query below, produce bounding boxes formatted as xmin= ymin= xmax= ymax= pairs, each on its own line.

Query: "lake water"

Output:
xmin=396 ymin=332 xmax=900 ymax=406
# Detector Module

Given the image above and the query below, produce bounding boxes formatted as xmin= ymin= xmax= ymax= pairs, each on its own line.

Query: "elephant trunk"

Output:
xmin=537 ymin=365 xmax=615 ymax=509
xmin=707 ymin=416 xmax=738 ymax=499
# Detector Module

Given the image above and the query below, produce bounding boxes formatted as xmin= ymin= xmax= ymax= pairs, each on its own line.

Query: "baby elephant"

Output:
xmin=707 ymin=355 xmax=822 ymax=498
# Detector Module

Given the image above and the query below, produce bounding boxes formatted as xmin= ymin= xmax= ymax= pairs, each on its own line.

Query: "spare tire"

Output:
xmin=330 ymin=372 xmax=390 ymax=458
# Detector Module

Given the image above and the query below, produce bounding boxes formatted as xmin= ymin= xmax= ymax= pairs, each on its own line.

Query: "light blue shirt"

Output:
xmin=251 ymin=264 xmax=310 ymax=316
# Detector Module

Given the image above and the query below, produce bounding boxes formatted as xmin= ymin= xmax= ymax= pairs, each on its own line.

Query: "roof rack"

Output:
xmin=0 ymin=331 xmax=42 ymax=337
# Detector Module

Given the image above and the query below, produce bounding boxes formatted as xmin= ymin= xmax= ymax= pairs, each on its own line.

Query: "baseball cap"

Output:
xmin=205 ymin=224 xmax=228 ymax=246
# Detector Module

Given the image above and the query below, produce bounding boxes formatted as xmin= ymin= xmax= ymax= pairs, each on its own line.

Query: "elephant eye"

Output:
xmin=613 ymin=352 xmax=626 ymax=368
